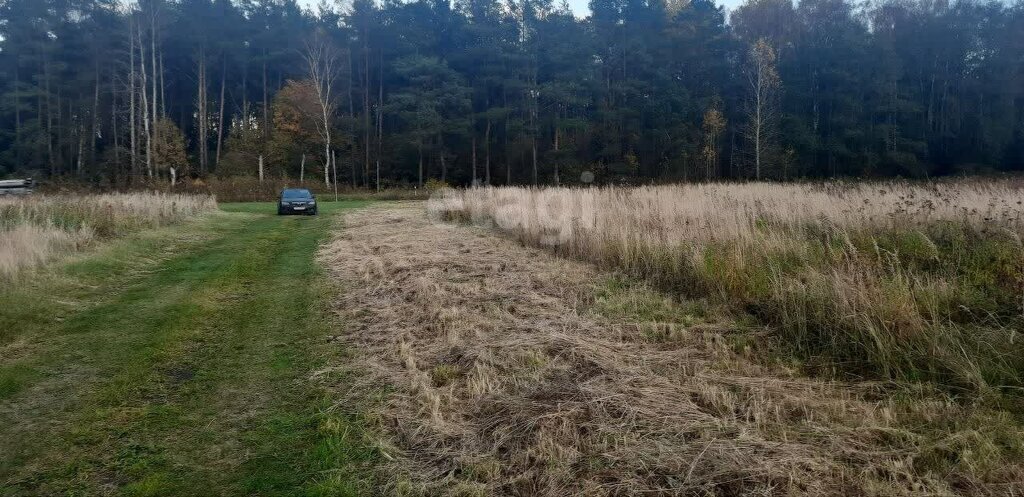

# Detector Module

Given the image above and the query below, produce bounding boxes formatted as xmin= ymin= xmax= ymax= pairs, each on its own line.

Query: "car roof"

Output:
xmin=281 ymin=188 xmax=313 ymax=196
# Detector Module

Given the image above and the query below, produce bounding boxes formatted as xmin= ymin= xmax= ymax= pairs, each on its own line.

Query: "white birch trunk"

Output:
xmin=139 ymin=26 xmax=152 ymax=178
xmin=129 ymin=15 xmax=137 ymax=178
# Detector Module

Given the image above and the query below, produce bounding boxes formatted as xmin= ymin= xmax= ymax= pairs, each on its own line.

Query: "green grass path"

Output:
xmin=0 ymin=202 xmax=376 ymax=496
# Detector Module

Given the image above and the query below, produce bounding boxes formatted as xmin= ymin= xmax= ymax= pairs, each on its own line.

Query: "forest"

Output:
xmin=0 ymin=0 xmax=1022 ymax=188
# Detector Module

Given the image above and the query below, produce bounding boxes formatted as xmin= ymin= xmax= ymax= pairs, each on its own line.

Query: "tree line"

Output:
xmin=1 ymin=0 xmax=1022 ymax=188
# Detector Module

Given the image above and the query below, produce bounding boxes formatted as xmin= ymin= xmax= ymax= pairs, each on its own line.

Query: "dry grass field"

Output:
xmin=320 ymin=198 xmax=1024 ymax=496
xmin=5 ymin=181 xmax=1024 ymax=495
xmin=430 ymin=180 xmax=1024 ymax=391
xmin=0 ymin=193 xmax=217 ymax=279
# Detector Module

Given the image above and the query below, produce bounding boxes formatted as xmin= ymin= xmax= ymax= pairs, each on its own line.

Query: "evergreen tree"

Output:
xmin=0 ymin=0 xmax=1021 ymax=184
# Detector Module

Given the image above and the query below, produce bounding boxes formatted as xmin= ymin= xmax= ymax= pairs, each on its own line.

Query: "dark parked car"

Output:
xmin=277 ymin=188 xmax=318 ymax=215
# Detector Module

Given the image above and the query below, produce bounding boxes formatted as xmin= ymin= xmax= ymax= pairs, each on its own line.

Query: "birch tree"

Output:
xmin=743 ymin=39 xmax=780 ymax=180
xmin=138 ymin=17 xmax=153 ymax=178
xmin=1 ymin=0 xmax=1022 ymax=184
xmin=128 ymin=13 xmax=138 ymax=178
xmin=303 ymin=35 xmax=341 ymax=190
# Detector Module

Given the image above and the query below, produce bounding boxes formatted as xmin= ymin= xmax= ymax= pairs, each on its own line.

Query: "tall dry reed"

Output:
xmin=429 ymin=180 xmax=1024 ymax=390
xmin=0 ymin=193 xmax=217 ymax=280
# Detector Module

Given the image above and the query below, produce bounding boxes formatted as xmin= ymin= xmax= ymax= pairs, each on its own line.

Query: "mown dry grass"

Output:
xmin=320 ymin=204 xmax=1024 ymax=496
xmin=429 ymin=181 xmax=1024 ymax=391
xmin=0 ymin=193 xmax=217 ymax=280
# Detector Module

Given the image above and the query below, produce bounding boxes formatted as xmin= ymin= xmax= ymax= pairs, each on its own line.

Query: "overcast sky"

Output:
xmin=294 ymin=0 xmax=743 ymax=18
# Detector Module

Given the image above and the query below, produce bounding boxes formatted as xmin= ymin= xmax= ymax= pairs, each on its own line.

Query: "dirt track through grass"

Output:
xmin=0 ymin=201 xmax=375 ymax=496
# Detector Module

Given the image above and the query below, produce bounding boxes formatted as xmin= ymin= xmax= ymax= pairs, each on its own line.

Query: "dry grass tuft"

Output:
xmin=0 ymin=192 xmax=217 ymax=280
xmin=320 ymin=204 xmax=1024 ymax=496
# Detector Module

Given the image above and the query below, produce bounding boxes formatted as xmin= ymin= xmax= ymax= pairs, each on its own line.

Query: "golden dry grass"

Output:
xmin=428 ymin=181 xmax=1024 ymax=390
xmin=428 ymin=181 xmax=1024 ymax=246
xmin=0 ymin=192 xmax=217 ymax=280
xmin=319 ymin=203 xmax=1024 ymax=496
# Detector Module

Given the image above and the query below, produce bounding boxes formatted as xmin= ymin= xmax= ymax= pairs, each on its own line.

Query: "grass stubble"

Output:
xmin=320 ymin=181 xmax=1024 ymax=496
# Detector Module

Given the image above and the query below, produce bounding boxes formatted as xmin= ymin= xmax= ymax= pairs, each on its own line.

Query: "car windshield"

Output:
xmin=282 ymin=189 xmax=312 ymax=200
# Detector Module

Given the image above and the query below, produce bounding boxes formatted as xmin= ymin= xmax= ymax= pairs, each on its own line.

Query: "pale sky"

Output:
xmin=295 ymin=0 xmax=743 ymax=18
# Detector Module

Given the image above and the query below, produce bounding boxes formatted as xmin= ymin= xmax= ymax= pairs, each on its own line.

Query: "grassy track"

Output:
xmin=0 ymin=201 xmax=376 ymax=496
